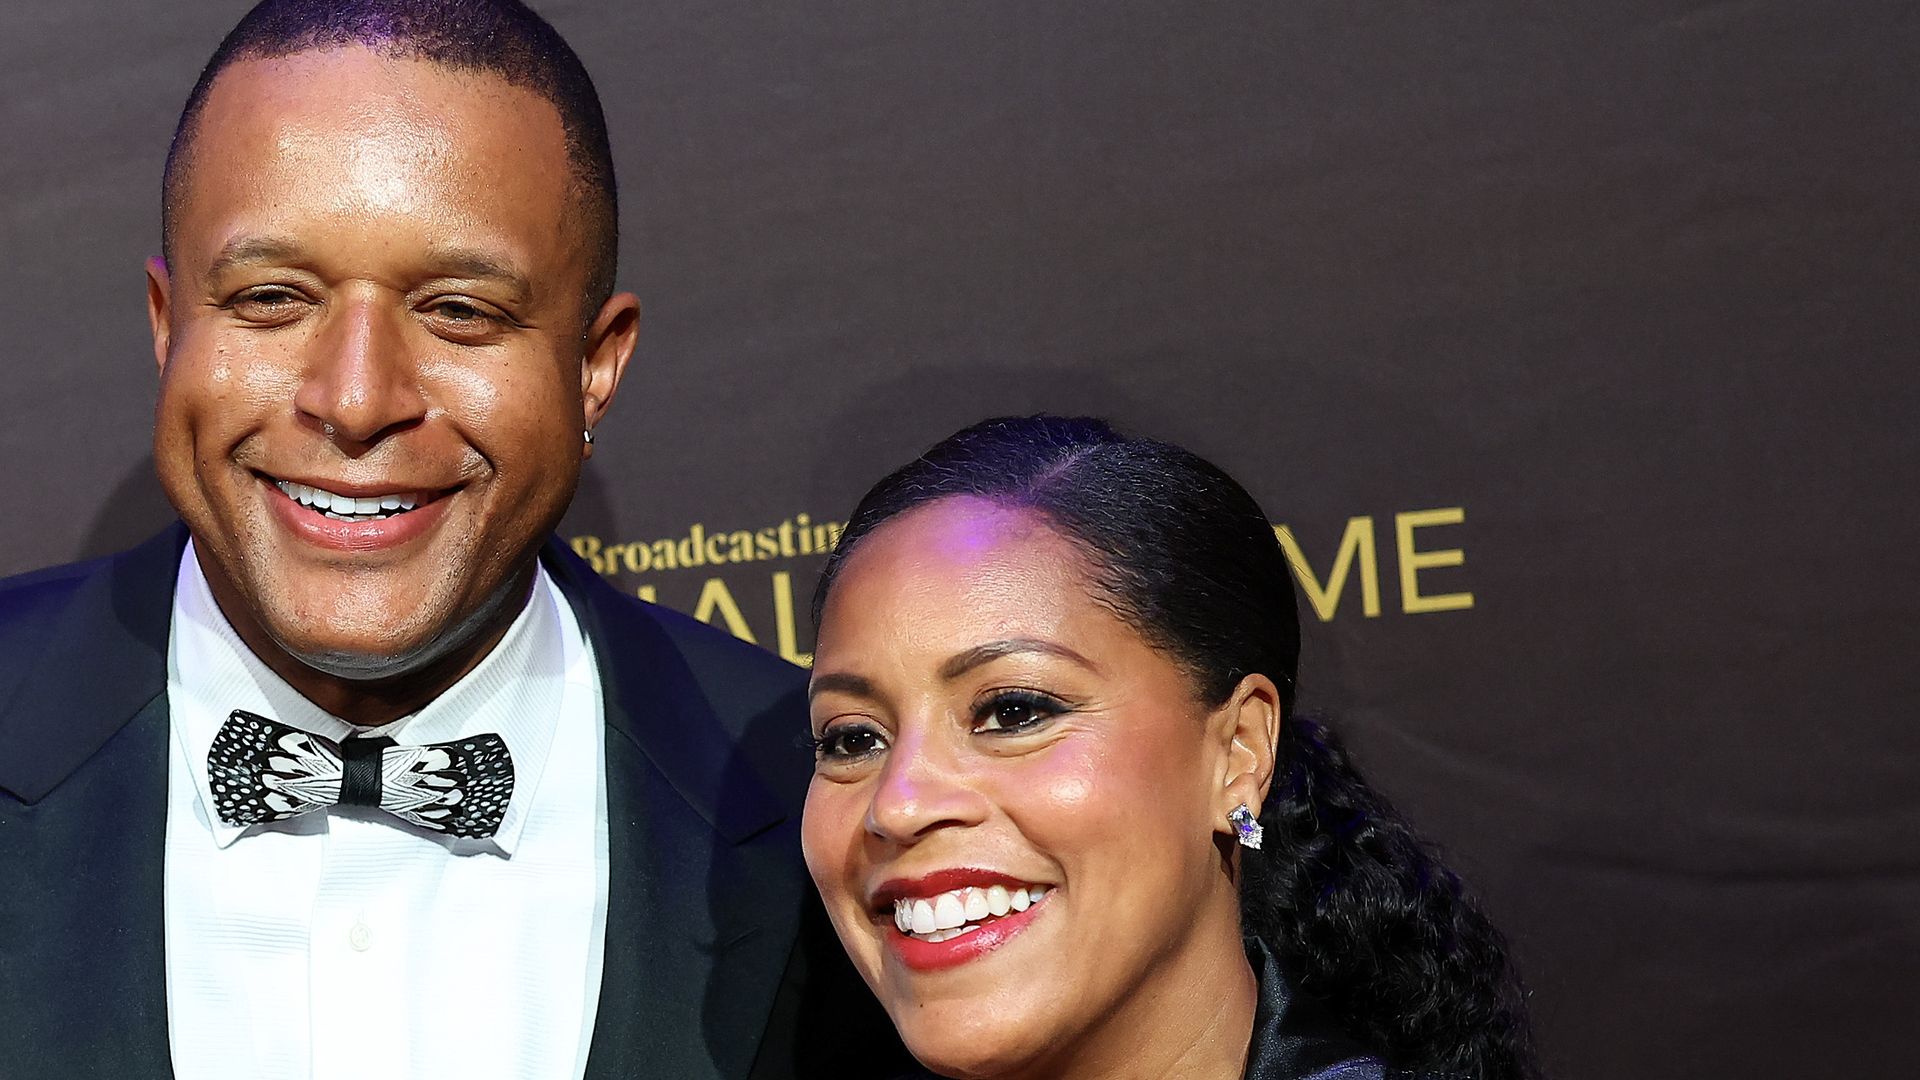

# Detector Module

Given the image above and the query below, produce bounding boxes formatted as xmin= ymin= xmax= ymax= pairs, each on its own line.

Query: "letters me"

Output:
xmin=1274 ymin=507 xmax=1474 ymax=621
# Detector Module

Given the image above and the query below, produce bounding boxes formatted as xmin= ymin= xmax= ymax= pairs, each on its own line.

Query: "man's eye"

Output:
xmin=420 ymin=298 xmax=511 ymax=341
xmin=974 ymin=691 xmax=1066 ymax=733
xmin=423 ymin=296 xmax=510 ymax=327
xmin=813 ymin=724 xmax=888 ymax=762
xmin=229 ymin=287 xmax=306 ymax=319
xmin=434 ymin=300 xmax=486 ymax=321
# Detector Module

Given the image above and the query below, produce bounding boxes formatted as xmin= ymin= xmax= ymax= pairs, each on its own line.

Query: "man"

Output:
xmin=0 ymin=2 xmax=904 ymax=1077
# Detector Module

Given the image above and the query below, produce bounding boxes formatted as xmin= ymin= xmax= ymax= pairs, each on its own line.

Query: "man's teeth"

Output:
xmin=892 ymin=884 xmax=1051 ymax=939
xmin=275 ymin=480 xmax=419 ymax=521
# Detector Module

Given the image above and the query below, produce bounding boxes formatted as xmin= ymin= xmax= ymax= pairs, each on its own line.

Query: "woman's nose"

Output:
xmin=863 ymin=725 xmax=991 ymax=844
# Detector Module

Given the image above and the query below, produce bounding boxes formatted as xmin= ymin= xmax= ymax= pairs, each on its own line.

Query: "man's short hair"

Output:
xmin=162 ymin=0 xmax=619 ymax=314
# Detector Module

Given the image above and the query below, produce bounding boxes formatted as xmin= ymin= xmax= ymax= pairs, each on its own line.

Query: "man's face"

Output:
xmin=150 ymin=48 xmax=635 ymax=681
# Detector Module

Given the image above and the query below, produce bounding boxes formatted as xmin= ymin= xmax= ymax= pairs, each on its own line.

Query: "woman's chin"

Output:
xmin=905 ymin=1042 xmax=1044 ymax=1080
xmin=895 ymin=1006 xmax=1059 ymax=1080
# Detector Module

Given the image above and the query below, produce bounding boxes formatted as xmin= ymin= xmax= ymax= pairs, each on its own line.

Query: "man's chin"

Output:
xmin=276 ymin=635 xmax=453 ymax=683
xmin=259 ymin=569 xmax=537 ymax=689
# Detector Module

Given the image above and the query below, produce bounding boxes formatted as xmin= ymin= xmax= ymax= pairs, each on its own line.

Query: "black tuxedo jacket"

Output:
xmin=0 ymin=526 xmax=906 ymax=1078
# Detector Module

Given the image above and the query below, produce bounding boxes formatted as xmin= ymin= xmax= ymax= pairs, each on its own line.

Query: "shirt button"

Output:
xmin=348 ymin=922 xmax=373 ymax=951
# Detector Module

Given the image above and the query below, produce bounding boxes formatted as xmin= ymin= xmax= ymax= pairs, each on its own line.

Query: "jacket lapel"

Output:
xmin=0 ymin=525 xmax=184 ymax=802
xmin=0 ymin=525 xmax=185 ymax=1078
xmin=544 ymin=541 xmax=808 ymax=1080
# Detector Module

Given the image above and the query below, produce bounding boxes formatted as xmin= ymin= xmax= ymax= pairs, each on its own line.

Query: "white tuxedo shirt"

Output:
xmin=162 ymin=545 xmax=609 ymax=1080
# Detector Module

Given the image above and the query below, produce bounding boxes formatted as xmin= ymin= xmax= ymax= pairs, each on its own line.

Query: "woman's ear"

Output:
xmin=1211 ymin=673 xmax=1282 ymax=835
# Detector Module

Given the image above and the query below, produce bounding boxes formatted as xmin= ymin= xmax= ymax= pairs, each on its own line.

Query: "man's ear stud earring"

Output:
xmin=583 ymin=429 xmax=595 ymax=446
xmin=1228 ymin=804 xmax=1263 ymax=850
xmin=322 ymin=423 xmax=336 ymax=437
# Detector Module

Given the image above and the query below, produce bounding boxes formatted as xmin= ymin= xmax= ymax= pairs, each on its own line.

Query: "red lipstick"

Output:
xmin=870 ymin=868 xmax=1036 ymax=907
xmin=870 ymin=869 xmax=1056 ymax=974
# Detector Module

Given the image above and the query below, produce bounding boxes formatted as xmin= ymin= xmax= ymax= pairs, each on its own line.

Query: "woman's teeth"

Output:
xmin=276 ymin=480 xmax=419 ymax=522
xmin=892 ymin=884 xmax=1051 ymax=940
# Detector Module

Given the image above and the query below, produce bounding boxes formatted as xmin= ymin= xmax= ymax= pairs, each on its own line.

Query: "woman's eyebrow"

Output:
xmin=939 ymin=638 xmax=1103 ymax=681
xmin=807 ymin=671 xmax=875 ymax=702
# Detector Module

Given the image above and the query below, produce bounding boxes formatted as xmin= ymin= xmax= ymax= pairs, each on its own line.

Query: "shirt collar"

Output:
xmin=167 ymin=541 xmax=568 ymax=856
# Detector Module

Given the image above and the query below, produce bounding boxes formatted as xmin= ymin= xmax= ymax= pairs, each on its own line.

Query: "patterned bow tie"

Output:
xmin=207 ymin=710 xmax=515 ymax=839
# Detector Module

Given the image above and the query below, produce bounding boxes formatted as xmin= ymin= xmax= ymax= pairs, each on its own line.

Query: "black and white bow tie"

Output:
xmin=207 ymin=710 xmax=515 ymax=840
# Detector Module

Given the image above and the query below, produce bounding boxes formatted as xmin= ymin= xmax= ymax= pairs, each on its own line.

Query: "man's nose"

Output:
xmin=863 ymin=724 xmax=991 ymax=845
xmin=292 ymin=295 xmax=427 ymax=448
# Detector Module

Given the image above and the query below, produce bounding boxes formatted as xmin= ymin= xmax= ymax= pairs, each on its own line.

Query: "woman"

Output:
xmin=802 ymin=416 xmax=1537 ymax=1080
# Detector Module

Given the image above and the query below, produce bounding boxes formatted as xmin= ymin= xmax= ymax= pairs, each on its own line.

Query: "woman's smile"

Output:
xmin=871 ymin=869 xmax=1056 ymax=971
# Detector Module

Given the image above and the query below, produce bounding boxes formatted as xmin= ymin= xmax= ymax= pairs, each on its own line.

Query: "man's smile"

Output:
xmin=258 ymin=472 xmax=460 ymax=552
xmin=272 ymin=478 xmax=426 ymax=522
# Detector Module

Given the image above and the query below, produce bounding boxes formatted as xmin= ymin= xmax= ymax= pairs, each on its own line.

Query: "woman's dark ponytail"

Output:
xmin=1245 ymin=715 xmax=1537 ymax=1078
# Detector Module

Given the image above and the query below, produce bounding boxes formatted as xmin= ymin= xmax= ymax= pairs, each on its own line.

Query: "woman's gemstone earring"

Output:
xmin=1228 ymin=804 xmax=1263 ymax=850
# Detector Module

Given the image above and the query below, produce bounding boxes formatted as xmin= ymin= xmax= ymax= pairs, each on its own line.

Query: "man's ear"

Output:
xmin=146 ymin=257 xmax=172 ymax=372
xmin=1211 ymin=673 xmax=1283 ymax=835
xmin=579 ymin=291 xmax=640 ymax=458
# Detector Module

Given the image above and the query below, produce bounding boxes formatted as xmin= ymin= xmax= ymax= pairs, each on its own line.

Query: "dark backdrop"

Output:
xmin=3 ymin=3 xmax=1915 ymax=1076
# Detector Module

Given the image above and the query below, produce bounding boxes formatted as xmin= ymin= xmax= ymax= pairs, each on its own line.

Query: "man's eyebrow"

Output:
xmin=421 ymin=247 xmax=532 ymax=302
xmin=205 ymin=236 xmax=302 ymax=277
xmin=202 ymin=239 xmax=534 ymax=303
xmin=938 ymin=638 xmax=1102 ymax=681
xmin=808 ymin=671 xmax=876 ymax=702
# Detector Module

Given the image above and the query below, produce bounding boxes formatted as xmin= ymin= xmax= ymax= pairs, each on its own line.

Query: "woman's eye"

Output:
xmin=813 ymin=724 xmax=888 ymax=762
xmin=975 ymin=691 xmax=1066 ymax=733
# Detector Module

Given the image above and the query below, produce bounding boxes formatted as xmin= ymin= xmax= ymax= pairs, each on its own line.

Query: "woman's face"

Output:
xmin=803 ymin=497 xmax=1253 ymax=1077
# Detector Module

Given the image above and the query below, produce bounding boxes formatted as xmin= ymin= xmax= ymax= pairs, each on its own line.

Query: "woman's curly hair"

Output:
xmin=1247 ymin=714 xmax=1536 ymax=1077
xmin=816 ymin=414 xmax=1538 ymax=1079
